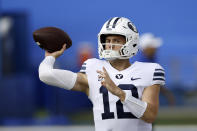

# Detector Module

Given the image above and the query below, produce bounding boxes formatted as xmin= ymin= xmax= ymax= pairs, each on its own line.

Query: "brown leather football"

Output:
xmin=33 ymin=27 xmax=72 ymax=53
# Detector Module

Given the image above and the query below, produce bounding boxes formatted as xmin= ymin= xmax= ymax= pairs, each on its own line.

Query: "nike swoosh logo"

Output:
xmin=131 ymin=77 xmax=141 ymax=81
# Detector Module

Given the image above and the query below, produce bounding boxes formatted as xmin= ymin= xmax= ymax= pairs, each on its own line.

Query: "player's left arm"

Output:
xmin=120 ymin=63 xmax=165 ymax=123
xmin=140 ymin=84 xmax=160 ymax=123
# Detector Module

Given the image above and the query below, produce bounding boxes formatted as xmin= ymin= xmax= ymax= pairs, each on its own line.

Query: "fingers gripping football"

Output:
xmin=45 ymin=44 xmax=66 ymax=58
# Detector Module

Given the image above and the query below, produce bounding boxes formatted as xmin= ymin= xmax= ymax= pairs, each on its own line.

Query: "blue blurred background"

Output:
xmin=0 ymin=0 xmax=197 ymax=127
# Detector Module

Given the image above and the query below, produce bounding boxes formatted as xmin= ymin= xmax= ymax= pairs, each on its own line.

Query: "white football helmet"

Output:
xmin=98 ymin=17 xmax=139 ymax=60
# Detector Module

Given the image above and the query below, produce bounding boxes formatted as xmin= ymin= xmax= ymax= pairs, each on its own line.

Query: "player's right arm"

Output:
xmin=73 ymin=72 xmax=89 ymax=95
xmin=38 ymin=44 xmax=89 ymax=95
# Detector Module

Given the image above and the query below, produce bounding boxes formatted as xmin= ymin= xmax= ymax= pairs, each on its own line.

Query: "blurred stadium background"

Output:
xmin=0 ymin=0 xmax=197 ymax=130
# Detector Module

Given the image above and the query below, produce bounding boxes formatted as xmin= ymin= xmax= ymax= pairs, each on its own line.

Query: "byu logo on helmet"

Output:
xmin=128 ymin=22 xmax=138 ymax=33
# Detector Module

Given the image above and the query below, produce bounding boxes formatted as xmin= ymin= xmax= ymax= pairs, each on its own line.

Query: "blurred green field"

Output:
xmin=156 ymin=107 xmax=197 ymax=125
xmin=67 ymin=107 xmax=197 ymax=125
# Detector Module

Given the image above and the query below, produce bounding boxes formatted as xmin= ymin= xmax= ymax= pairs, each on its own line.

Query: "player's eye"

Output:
xmin=113 ymin=39 xmax=120 ymax=43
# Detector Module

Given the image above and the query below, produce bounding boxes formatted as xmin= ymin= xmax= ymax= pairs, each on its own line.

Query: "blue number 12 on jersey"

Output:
xmin=100 ymin=84 xmax=139 ymax=120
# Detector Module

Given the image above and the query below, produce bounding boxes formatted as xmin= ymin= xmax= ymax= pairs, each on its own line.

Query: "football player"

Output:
xmin=39 ymin=17 xmax=165 ymax=131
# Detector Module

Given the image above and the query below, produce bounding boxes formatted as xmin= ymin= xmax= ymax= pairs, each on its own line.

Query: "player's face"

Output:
xmin=105 ymin=35 xmax=126 ymax=51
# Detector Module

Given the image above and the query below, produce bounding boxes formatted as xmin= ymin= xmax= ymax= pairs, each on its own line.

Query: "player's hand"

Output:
xmin=97 ymin=67 xmax=125 ymax=101
xmin=45 ymin=44 xmax=66 ymax=58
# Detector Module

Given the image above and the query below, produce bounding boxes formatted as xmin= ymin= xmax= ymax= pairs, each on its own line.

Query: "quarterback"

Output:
xmin=39 ymin=17 xmax=165 ymax=131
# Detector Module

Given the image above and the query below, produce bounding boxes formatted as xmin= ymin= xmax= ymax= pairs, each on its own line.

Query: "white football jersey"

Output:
xmin=80 ymin=58 xmax=165 ymax=131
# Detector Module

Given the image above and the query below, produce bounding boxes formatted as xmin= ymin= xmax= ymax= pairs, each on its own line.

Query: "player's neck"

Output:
xmin=108 ymin=59 xmax=131 ymax=71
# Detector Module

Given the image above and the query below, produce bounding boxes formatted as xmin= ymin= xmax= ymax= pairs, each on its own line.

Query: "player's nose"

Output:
xmin=106 ymin=43 xmax=112 ymax=49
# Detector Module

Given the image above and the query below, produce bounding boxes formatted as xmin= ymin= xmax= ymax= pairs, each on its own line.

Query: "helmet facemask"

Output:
xmin=98 ymin=34 xmax=126 ymax=60
xmin=99 ymin=42 xmax=124 ymax=60
xmin=98 ymin=17 xmax=139 ymax=61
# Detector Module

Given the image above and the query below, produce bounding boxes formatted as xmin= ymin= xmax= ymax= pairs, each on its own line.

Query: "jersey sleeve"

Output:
xmin=79 ymin=58 xmax=94 ymax=74
xmin=151 ymin=64 xmax=165 ymax=86
xmin=79 ymin=61 xmax=88 ymax=74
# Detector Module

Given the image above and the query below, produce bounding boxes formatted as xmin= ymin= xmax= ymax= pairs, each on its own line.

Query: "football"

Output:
xmin=33 ymin=27 xmax=72 ymax=53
